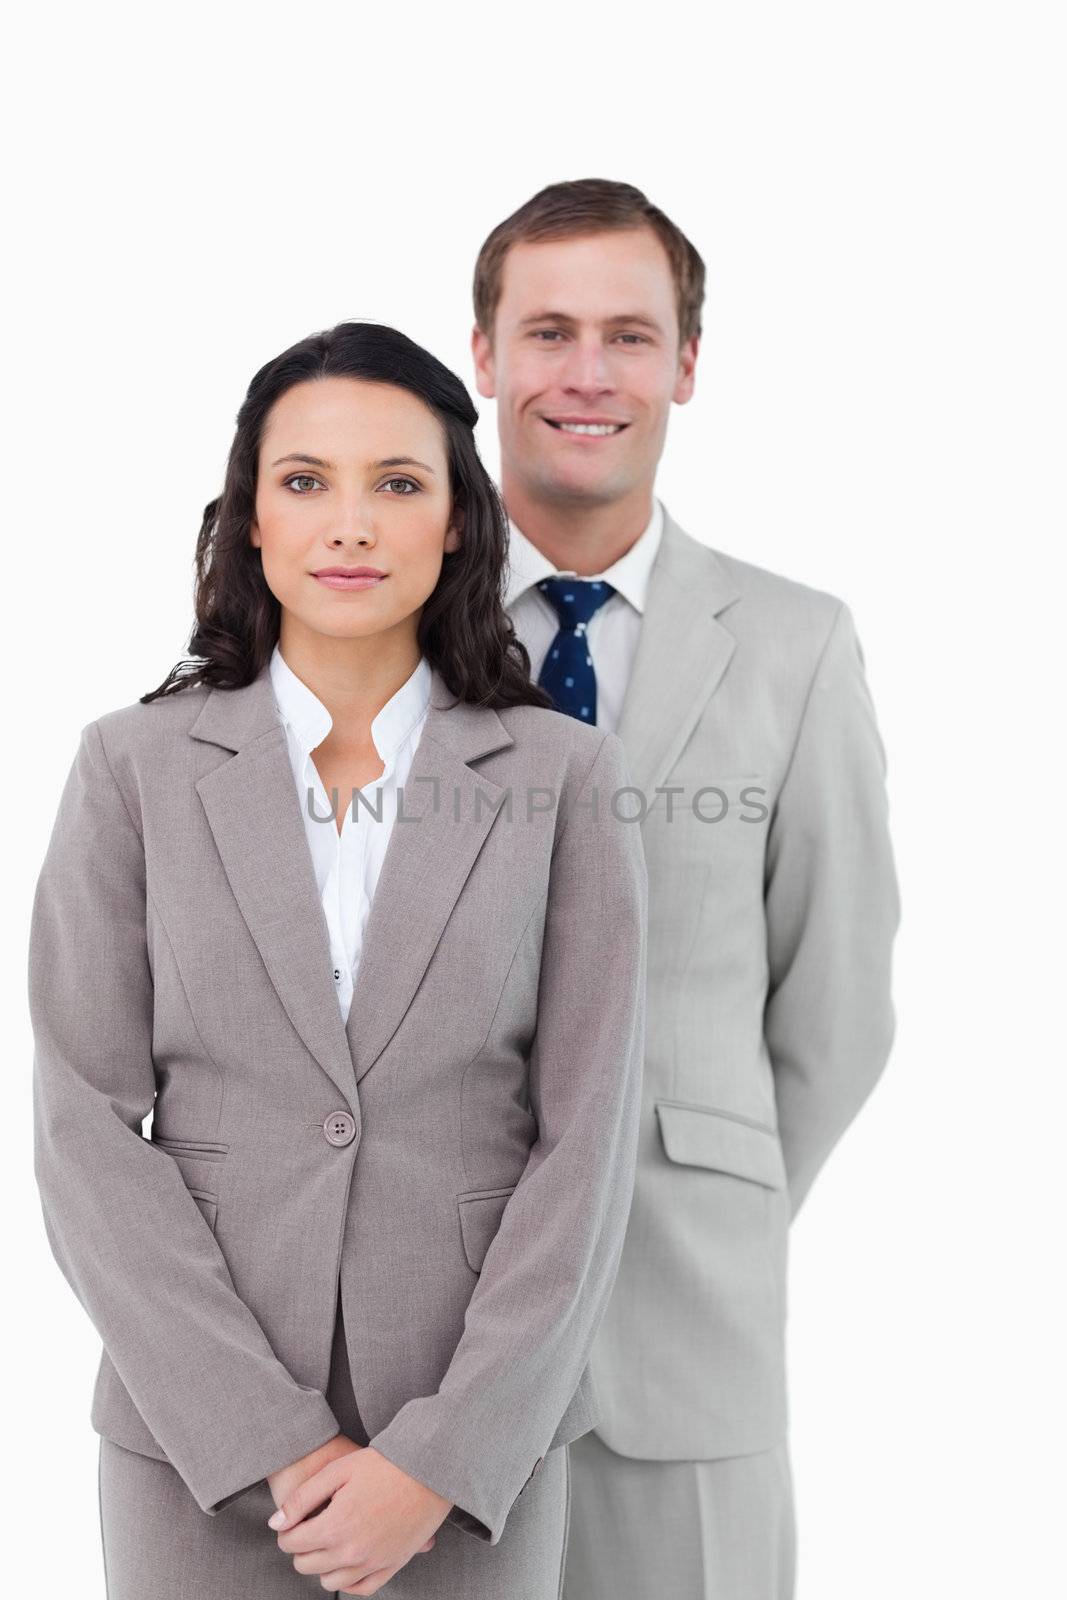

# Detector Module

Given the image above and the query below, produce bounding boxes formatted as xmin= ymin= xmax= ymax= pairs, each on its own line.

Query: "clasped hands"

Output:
xmin=266 ymin=1433 xmax=452 ymax=1595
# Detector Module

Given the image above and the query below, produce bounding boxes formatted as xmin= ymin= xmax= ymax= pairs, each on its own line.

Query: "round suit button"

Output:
xmin=323 ymin=1110 xmax=357 ymax=1147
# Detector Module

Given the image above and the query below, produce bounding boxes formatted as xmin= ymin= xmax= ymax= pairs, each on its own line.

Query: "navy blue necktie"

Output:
xmin=535 ymin=576 xmax=617 ymax=723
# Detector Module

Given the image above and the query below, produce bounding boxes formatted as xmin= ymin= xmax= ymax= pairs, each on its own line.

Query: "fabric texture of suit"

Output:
xmin=566 ymin=505 xmax=901 ymax=1464
xmin=563 ymin=1427 xmax=794 ymax=1599
xmin=29 ymin=659 xmax=647 ymax=1547
xmin=96 ymin=1297 xmax=573 ymax=1599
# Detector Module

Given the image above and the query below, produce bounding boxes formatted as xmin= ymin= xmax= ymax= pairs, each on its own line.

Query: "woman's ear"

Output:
xmin=249 ymin=514 xmax=261 ymax=550
xmin=444 ymin=506 xmax=464 ymax=555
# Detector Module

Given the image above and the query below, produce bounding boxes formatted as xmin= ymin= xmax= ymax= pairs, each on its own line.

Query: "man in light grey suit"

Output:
xmin=471 ymin=178 xmax=900 ymax=1598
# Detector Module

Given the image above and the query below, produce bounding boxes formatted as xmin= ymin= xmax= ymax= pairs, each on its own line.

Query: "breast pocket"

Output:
xmin=645 ymin=773 xmax=770 ymax=873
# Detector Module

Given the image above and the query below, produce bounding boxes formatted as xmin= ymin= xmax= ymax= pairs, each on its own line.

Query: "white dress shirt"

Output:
xmin=268 ymin=643 xmax=433 ymax=1022
xmin=502 ymin=497 xmax=663 ymax=733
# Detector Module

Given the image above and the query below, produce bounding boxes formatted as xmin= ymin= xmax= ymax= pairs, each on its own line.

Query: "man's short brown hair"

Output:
xmin=473 ymin=177 xmax=705 ymax=345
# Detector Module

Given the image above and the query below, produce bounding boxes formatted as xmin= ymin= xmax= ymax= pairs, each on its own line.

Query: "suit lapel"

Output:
xmin=191 ymin=662 xmax=513 ymax=1102
xmin=615 ymin=509 xmax=741 ymax=805
xmin=342 ymin=714 xmax=511 ymax=1085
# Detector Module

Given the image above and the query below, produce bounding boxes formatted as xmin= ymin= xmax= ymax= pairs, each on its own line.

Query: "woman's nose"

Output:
xmin=330 ymin=497 xmax=377 ymax=544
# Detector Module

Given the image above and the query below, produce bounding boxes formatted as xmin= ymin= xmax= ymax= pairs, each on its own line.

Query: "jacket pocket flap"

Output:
xmin=185 ymin=1187 xmax=218 ymax=1229
xmin=457 ymin=1185 xmax=517 ymax=1272
xmin=150 ymin=1133 xmax=229 ymax=1161
xmin=655 ymin=1101 xmax=786 ymax=1189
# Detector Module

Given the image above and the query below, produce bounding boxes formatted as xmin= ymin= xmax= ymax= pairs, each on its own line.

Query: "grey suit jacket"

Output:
xmin=571 ymin=507 xmax=900 ymax=1460
xmin=28 ymin=661 xmax=647 ymax=1543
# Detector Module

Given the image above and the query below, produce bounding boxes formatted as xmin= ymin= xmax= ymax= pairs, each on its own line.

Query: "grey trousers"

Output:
xmin=98 ymin=1302 xmax=570 ymax=1598
xmin=562 ymin=1427 xmax=796 ymax=1600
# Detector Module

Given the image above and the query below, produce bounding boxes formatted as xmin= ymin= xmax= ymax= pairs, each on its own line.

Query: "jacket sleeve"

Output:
xmin=29 ymin=719 xmax=341 ymax=1514
xmin=763 ymin=601 xmax=901 ymax=1219
xmin=367 ymin=729 xmax=648 ymax=1544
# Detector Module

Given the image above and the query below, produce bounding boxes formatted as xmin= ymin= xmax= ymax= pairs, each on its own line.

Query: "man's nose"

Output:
xmin=560 ymin=338 xmax=614 ymax=394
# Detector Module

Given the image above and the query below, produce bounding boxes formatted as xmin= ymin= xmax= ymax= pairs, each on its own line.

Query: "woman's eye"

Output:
xmin=285 ymin=474 xmax=321 ymax=494
xmin=381 ymin=477 xmax=419 ymax=495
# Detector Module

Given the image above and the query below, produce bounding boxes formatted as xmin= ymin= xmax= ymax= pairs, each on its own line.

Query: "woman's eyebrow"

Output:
xmin=375 ymin=456 xmax=436 ymax=474
xmin=270 ymin=452 xmax=436 ymax=474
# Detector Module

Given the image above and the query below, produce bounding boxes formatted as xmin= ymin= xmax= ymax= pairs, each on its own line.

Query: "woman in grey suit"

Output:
xmin=29 ymin=321 xmax=647 ymax=1597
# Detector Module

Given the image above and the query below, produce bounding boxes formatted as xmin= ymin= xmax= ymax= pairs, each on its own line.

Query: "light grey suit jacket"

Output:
xmin=29 ymin=661 xmax=647 ymax=1543
xmin=573 ymin=507 xmax=900 ymax=1461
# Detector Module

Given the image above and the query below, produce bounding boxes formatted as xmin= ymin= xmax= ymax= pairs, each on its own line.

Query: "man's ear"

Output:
xmin=471 ymin=322 xmax=497 ymax=400
xmin=673 ymin=334 xmax=700 ymax=405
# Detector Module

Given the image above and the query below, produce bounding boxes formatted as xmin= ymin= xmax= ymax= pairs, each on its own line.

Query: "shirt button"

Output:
xmin=333 ymin=969 xmax=341 ymax=981
xmin=323 ymin=1110 xmax=357 ymax=1147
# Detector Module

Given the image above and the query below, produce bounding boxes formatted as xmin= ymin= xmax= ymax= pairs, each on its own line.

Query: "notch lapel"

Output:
xmin=614 ymin=509 xmax=741 ymax=806
xmin=342 ymin=712 xmax=512 ymax=1085
xmin=191 ymin=662 xmax=513 ymax=1103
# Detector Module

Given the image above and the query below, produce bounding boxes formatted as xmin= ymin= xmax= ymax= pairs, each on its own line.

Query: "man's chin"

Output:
xmin=527 ymin=466 xmax=633 ymax=510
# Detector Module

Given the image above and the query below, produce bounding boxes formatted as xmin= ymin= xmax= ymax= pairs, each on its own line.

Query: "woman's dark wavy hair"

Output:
xmin=141 ymin=320 xmax=555 ymax=712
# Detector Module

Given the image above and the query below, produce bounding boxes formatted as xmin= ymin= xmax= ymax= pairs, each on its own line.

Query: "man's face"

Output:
xmin=472 ymin=226 xmax=698 ymax=510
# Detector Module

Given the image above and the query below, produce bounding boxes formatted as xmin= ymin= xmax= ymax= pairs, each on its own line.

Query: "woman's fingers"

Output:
xmin=333 ymin=1561 xmax=402 ymax=1594
xmin=267 ymin=1451 xmax=353 ymax=1532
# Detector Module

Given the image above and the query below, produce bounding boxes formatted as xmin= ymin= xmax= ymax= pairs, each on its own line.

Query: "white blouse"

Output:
xmin=268 ymin=643 xmax=433 ymax=1022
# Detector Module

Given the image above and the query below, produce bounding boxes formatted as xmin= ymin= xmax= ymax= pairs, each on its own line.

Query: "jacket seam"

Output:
xmin=145 ymin=894 xmax=227 ymax=1144
xmin=772 ymin=600 xmax=845 ymax=802
xmin=458 ymin=887 xmax=549 ymax=1190
xmin=88 ymin=721 xmax=228 ymax=1142
xmin=551 ymin=730 xmax=612 ymax=857
xmin=87 ymin=719 xmax=145 ymax=846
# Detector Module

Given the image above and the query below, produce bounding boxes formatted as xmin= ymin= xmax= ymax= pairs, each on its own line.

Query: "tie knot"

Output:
xmin=536 ymin=576 xmax=617 ymax=631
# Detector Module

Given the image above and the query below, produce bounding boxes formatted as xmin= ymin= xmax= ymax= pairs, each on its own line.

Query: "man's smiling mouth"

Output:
xmin=544 ymin=419 xmax=629 ymax=436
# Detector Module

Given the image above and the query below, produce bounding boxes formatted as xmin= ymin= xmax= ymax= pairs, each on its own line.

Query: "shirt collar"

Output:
xmin=504 ymin=496 xmax=664 ymax=613
xmin=269 ymin=643 xmax=432 ymax=772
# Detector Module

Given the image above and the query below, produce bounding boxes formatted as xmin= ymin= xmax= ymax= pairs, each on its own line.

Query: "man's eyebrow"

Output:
xmin=517 ymin=311 xmax=665 ymax=333
xmin=517 ymin=311 xmax=577 ymax=328
xmin=604 ymin=313 xmax=665 ymax=333
xmin=270 ymin=452 xmax=436 ymax=474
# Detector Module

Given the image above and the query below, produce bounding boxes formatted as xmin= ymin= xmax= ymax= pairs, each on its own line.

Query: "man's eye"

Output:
xmin=616 ymin=334 xmax=648 ymax=344
xmin=285 ymin=474 xmax=321 ymax=494
xmin=381 ymin=477 xmax=419 ymax=495
xmin=532 ymin=330 xmax=565 ymax=341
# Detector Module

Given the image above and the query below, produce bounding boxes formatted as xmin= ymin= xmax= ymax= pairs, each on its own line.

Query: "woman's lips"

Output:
xmin=312 ymin=573 xmax=387 ymax=591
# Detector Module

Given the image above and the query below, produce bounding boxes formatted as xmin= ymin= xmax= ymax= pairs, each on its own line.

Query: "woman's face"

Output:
xmin=251 ymin=376 xmax=461 ymax=647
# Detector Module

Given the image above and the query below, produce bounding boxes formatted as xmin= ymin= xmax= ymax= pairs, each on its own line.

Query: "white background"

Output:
xmin=7 ymin=3 xmax=1064 ymax=1594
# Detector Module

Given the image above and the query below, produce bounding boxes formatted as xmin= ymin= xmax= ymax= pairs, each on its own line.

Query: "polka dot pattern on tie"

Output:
xmin=535 ymin=576 xmax=617 ymax=723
